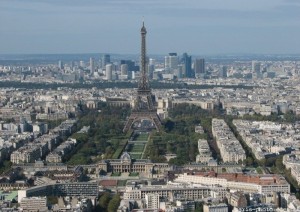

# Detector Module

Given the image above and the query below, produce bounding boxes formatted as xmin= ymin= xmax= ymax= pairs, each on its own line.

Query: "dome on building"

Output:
xmin=120 ymin=152 xmax=131 ymax=162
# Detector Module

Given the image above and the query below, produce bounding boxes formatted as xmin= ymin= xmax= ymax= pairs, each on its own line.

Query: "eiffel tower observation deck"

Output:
xmin=123 ymin=22 xmax=162 ymax=133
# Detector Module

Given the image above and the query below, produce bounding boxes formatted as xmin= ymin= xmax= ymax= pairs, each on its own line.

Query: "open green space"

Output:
xmin=129 ymin=172 xmax=139 ymax=176
xmin=66 ymin=103 xmax=131 ymax=165
xmin=126 ymin=142 xmax=145 ymax=159
xmin=130 ymin=144 xmax=145 ymax=152
xmin=111 ymin=172 xmax=121 ymax=177
xmin=132 ymin=133 xmax=149 ymax=141
xmin=117 ymin=180 xmax=127 ymax=186
xmin=112 ymin=140 xmax=128 ymax=159
xmin=143 ymin=104 xmax=212 ymax=164
xmin=129 ymin=153 xmax=142 ymax=160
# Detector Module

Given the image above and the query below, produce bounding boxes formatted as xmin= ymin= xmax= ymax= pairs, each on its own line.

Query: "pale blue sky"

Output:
xmin=0 ymin=0 xmax=300 ymax=54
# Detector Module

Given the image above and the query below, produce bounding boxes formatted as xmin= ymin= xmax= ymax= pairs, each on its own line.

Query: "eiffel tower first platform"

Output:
xmin=123 ymin=22 xmax=162 ymax=133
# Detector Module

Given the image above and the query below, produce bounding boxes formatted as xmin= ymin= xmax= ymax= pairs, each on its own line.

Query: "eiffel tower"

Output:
xmin=123 ymin=22 xmax=162 ymax=132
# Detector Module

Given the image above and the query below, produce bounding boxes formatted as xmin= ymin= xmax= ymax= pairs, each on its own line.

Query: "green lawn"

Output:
xmin=112 ymin=147 xmax=124 ymax=159
xmin=131 ymin=144 xmax=145 ymax=152
xmin=133 ymin=133 xmax=149 ymax=141
xmin=129 ymin=153 xmax=142 ymax=159
xmin=112 ymin=140 xmax=128 ymax=159
xmin=127 ymin=144 xmax=145 ymax=152
xmin=111 ymin=172 xmax=121 ymax=177
xmin=117 ymin=180 xmax=127 ymax=186
xmin=129 ymin=172 xmax=139 ymax=176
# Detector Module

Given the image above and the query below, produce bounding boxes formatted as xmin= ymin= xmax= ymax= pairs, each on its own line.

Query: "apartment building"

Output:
xmin=20 ymin=196 xmax=48 ymax=211
xmin=212 ymin=119 xmax=246 ymax=163
xmin=175 ymin=172 xmax=290 ymax=194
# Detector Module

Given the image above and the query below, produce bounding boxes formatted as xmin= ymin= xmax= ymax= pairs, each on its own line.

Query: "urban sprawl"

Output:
xmin=1 ymin=25 xmax=300 ymax=212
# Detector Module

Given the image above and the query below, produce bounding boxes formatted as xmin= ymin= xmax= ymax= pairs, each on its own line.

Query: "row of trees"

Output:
xmin=239 ymin=111 xmax=300 ymax=123
xmin=143 ymin=104 xmax=220 ymax=165
xmin=0 ymin=80 xmax=253 ymax=90
xmin=225 ymin=111 xmax=300 ymax=167
xmin=225 ymin=113 xmax=300 ymax=198
xmin=66 ymin=103 xmax=131 ymax=165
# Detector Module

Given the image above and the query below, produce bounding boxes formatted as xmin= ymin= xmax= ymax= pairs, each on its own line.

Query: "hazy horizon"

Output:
xmin=1 ymin=0 xmax=300 ymax=55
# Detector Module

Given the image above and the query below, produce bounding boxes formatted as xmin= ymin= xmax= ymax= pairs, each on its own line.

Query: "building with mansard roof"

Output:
xmin=97 ymin=152 xmax=170 ymax=175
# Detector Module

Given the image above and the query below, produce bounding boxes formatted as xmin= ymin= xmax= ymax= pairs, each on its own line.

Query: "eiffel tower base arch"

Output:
xmin=123 ymin=111 xmax=162 ymax=133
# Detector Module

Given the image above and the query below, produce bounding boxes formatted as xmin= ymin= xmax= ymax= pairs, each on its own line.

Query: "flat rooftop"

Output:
xmin=191 ymin=171 xmax=288 ymax=185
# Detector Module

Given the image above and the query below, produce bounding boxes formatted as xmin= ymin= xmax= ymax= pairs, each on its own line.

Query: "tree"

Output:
xmin=244 ymin=157 xmax=254 ymax=166
xmin=107 ymin=194 xmax=121 ymax=212
xmin=195 ymin=202 xmax=204 ymax=212
xmin=164 ymin=119 xmax=175 ymax=132
xmin=265 ymin=157 xmax=276 ymax=167
xmin=98 ymin=192 xmax=111 ymax=211
xmin=275 ymin=156 xmax=284 ymax=172
xmin=258 ymin=159 xmax=266 ymax=167
xmin=47 ymin=196 xmax=58 ymax=205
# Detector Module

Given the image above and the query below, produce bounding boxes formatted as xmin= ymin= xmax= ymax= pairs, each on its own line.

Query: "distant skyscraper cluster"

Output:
xmin=194 ymin=59 xmax=205 ymax=76
xmin=102 ymin=54 xmax=110 ymax=69
xmin=58 ymin=60 xmax=63 ymax=70
xmin=164 ymin=53 xmax=178 ymax=72
xmin=105 ymin=64 xmax=113 ymax=80
xmin=89 ymin=57 xmax=95 ymax=72
xmin=163 ymin=52 xmax=205 ymax=79
xmin=55 ymin=52 xmax=209 ymax=82
xmin=252 ymin=60 xmax=261 ymax=78
xmin=182 ymin=53 xmax=192 ymax=78
xmin=55 ymin=45 xmax=212 ymax=82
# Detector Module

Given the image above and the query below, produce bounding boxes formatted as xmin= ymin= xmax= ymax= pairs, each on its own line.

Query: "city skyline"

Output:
xmin=1 ymin=12 xmax=300 ymax=209
xmin=1 ymin=0 xmax=300 ymax=55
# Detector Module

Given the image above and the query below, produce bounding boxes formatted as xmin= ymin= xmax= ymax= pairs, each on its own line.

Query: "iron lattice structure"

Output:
xmin=123 ymin=22 xmax=162 ymax=132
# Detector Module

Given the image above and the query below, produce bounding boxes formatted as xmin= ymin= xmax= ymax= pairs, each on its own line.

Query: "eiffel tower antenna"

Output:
xmin=123 ymin=21 xmax=162 ymax=132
